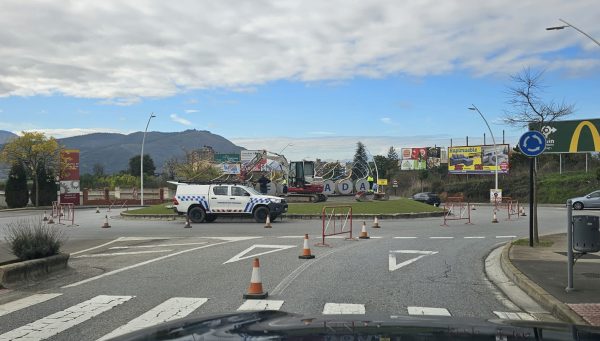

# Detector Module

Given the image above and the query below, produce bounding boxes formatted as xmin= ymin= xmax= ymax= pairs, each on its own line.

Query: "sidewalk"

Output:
xmin=501 ymin=233 xmax=600 ymax=326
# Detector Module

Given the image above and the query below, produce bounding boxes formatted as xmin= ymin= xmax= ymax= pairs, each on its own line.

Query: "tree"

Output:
xmin=352 ymin=142 xmax=369 ymax=179
xmin=0 ymin=132 xmax=60 ymax=207
xmin=128 ymin=154 xmax=156 ymax=176
xmin=5 ymin=163 xmax=29 ymax=208
xmin=373 ymin=155 xmax=388 ymax=178
xmin=504 ymin=68 xmax=574 ymax=245
xmin=418 ymin=170 xmax=429 ymax=192
xmin=92 ymin=163 xmax=105 ymax=177
xmin=386 ymin=146 xmax=399 ymax=176
xmin=30 ymin=165 xmax=58 ymax=206
xmin=175 ymin=158 xmax=222 ymax=182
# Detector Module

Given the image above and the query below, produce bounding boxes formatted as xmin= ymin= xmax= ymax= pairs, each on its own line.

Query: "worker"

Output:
xmin=258 ymin=174 xmax=271 ymax=194
xmin=367 ymin=175 xmax=374 ymax=190
xmin=282 ymin=178 xmax=288 ymax=194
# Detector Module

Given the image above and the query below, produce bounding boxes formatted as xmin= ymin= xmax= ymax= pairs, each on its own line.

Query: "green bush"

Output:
xmin=5 ymin=163 xmax=29 ymax=208
xmin=3 ymin=218 xmax=66 ymax=260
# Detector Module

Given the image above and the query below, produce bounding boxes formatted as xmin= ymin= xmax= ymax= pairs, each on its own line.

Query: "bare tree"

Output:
xmin=504 ymin=68 xmax=574 ymax=245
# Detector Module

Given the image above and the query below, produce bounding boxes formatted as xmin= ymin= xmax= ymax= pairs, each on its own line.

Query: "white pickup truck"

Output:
xmin=172 ymin=183 xmax=288 ymax=223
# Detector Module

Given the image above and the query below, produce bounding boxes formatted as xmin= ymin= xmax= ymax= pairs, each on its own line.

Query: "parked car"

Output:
xmin=412 ymin=192 xmax=441 ymax=206
xmin=570 ymin=190 xmax=600 ymax=210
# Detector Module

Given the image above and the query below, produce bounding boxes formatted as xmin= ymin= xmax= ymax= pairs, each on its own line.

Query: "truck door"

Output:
xmin=209 ymin=185 xmax=230 ymax=213
xmin=230 ymin=186 xmax=252 ymax=213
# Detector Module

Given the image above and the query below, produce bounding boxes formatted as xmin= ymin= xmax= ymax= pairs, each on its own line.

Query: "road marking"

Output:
xmin=237 ymin=300 xmax=284 ymax=311
xmin=277 ymin=235 xmax=346 ymax=239
xmin=0 ymin=293 xmax=62 ymax=317
xmin=496 ymin=235 xmax=517 ymax=238
xmin=407 ymin=306 xmax=451 ymax=316
xmin=109 ymin=242 xmax=208 ymax=249
xmin=71 ymin=239 xmax=121 ymax=256
xmin=116 ymin=237 xmax=182 ymax=241
xmin=62 ymin=238 xmax=257 ymax=288
xmin=223 ymin=244 xmax=296 ymax=264
xmin=429 ymin=237 xmax=453 ymax=239
xmin=464 ymin=236 xmax=485 ymax=239
xmin=393 ymin=237 xmax=417 ymax=239
xmin=389 ymin=250 xmax=438 ymax=272
xmin=0 ymin=295 xmax=133 ymax=341
xmin=493 ymin=311 xmax=536 ymax=320
xmin=322 ymin=303 xmax=365 ymax=315
xmin=97 ymin=297 xmax=208 ymax=341
xmin=74 ymin=250 xmax=173 ymax=258
xmin=369 ymin=236 xmax=383 ymax=239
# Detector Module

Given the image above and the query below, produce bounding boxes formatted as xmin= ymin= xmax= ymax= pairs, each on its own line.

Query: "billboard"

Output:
xmin=426 ymin=147 xmax=441 ymax=169
xmin=448 ymin=145 xmax=509 ymax=174
xmin=401 ymin=148 xmax=412 ymax=159
xmin=214 ymin=153 xmax=241 ymax=162
xmin=536 ymin=119 xmax=600 ymax=153
xmin=60 ymin=149 xmax=80 ymax=205
xmin=218 ymin=163 xmax=241 ymax=174
xmin=411 ymin=148 xmax=427 ymax=160
xmin=240 ymin=150 xmax=267 ymax=171
xmin=400 ymin=159 xmax=426 ymax=170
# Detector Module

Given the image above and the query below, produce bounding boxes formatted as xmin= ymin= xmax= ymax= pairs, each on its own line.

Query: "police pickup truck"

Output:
xmin=172 ymin=183 xmax=288 ymax=223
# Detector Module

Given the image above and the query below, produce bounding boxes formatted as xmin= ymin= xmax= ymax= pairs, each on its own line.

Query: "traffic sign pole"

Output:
xmin=518 ymin=130 xmax=546 ymax=248
xmin=529 ymin=158 xmax=534 ymax=247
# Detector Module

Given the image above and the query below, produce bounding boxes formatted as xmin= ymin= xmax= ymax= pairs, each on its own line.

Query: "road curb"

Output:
xmin=499 ymin=243 xmax=588 ymax=325
xmin=119 ymin=211 xmax=445 ymax=220
xmin=0 ymin=253 xmax=70 ymax=288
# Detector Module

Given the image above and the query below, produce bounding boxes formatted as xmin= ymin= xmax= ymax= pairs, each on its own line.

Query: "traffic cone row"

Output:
xmin=102 ymin=215 xmax=111 ymax=228
xmin=299 ymin=234 xmax=315 ymax=259
xmin=243 ymin=258 xmax=268 ymax=299
xmin=492 ymin=210 xmax=499 ymax=223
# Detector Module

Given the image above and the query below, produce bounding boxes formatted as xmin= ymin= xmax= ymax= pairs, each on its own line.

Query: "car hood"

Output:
xmin=109 ymin=311 xmax=600 ymax=340
xmin=570 ymin=195 xmax=588 ymax=202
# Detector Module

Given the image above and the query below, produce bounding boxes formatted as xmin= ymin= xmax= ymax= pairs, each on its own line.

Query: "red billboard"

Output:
xmin=60 ymin=150 xmax=80 ymax=205
xmin=411 ymin=148 xmax=428 ymax=160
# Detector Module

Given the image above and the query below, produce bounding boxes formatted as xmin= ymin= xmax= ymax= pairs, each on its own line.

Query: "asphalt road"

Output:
xmin=0 ymin=205 xmax=592 ymax=340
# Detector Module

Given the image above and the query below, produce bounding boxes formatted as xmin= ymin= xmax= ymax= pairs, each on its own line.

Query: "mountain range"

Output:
xmin=0 ymin=129 xmax=244 ymax=176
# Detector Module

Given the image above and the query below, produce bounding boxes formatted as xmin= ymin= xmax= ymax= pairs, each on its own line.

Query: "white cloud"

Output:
xmin=0 ymin=1 xmax=596 ymax=100
xmin=21 ymin=128 xmax=125 ymax=138
xmin=185 ymin=109 xmax=199 ymax=113
xmin=170 ymin=113 xmax=192 ymax=126
xmin=380 ymin=117 xmax=392 ymax=125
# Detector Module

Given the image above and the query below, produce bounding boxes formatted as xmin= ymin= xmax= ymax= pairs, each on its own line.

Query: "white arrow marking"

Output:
xmin=224 ymin=244 xmax=296 ymax=264
xmin=389 ymin=250 xmax=438 ymax=272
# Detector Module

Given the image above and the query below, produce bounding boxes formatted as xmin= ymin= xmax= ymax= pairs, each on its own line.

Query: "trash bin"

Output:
xmin=573 ymin=215 xmax=600 ymax=253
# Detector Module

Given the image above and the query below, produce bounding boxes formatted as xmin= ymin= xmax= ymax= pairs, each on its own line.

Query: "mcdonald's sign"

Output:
xmin=532 ymin=119 xmax=600 ymax=153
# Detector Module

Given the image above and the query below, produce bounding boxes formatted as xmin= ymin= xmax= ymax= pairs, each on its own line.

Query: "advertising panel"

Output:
xmin=448 ymin=145 xmax=509 ymax=174
xmin=426 ymin=147 xmax=441 ymax=169
xmin=214 ymin=153 xmax=241 ymax=162
xmin=218 ymin=163 xmax=241 ymax=174
xmin=401 ymin=148 xmax=412 ymax=159
xmin=534 ymin=119 xmax=600 ymax=153
xmin=411 ymin=148 xmax=427 ymax=160
xmin=400 ymin=159 xmax=426 ymax=170
xmin=60 ymin=150 xmax=80 ymax=205
xmin=240 ymin=150 xmax=267 ymax=171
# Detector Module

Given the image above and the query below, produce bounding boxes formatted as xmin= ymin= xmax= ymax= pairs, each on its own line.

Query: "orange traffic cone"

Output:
xmin=102 ymin=215 xmax=111 ymax=228
xmin=47 ymin=215 xmax=55 ymax=224
xmin=42 ymin=211 xmax=48 ymax=221
xmin=359 ymin=221 xmax=370 ymax=239
xmin=184 ymin=215 xmax=192 ymax=228
xmin=95 ymin=207 xmax=100 ymax=213
xmin=471 ymin=204 xmax=476 ymax=210
xmin=299 ymin=234 xmax=315 ymax=259
xmin=60 ymin=207 xmax=64 ymax=217
xmin=264 ymin=215 xmax=272 ymax=228
xmin=243 ymin=258 xmax=268 ymax=299
xmin=492 ymin=210 xmax=499 ymax=223
xmin=372 ymin=217 xmax=380 ymax=228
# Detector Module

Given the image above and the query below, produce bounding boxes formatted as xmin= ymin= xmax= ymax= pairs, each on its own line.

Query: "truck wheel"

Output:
xmin=205 ymin=214 xmax=217 ymax=223
xmin=253 ymin=206 xmax=269 ymax=223
xmin=188 ymin=206 xmax=206 ymax=223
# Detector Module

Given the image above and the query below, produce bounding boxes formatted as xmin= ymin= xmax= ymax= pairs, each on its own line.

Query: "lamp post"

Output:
xmin=140 ymin=114 xmax=156 ymax=206
xmin=546 ymin=19 xmax=600 ymax=48
xmin=468 ymin=105 xmax=498 ymax=190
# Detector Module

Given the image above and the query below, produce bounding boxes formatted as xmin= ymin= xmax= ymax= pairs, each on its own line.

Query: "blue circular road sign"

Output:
xmin=518 ymin=131 xmax=546 ymax=157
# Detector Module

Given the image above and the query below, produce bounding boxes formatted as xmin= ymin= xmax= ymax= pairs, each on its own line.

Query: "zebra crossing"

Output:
xmin=0 ymin=293 xmax=538 ymax=340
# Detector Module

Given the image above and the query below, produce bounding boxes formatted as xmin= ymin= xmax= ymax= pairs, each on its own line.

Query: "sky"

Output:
xmin=0 ymin=1 xmax=599 ymax=161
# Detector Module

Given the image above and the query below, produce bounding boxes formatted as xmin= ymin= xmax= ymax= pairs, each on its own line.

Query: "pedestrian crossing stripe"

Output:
xmin=0 ymin=294 xmax=540 ymax=339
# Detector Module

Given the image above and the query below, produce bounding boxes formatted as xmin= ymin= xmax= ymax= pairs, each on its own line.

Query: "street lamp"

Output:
xmin=546 ymin=19 xmax=600 ymax=48
xmin=468 ymin=105 xmax=498 ymax=190
xmin=140 ymin=113 xmax=156 ymax=206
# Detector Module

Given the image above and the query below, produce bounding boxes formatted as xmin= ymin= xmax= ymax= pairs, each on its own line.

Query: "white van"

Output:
xmin=172 ymin=183 xmax=288 ymax=223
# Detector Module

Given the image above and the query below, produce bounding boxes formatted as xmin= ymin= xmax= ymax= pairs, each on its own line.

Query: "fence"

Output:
xmin=441 ymin=196 xmax=472 ymax=226
xmin=58 ymin=203 xmax=76 ymax=226
xmin=316 ymin=206 xmax=353 ymax=247
xmin=82 ymin=187 xmax=170 ymax=206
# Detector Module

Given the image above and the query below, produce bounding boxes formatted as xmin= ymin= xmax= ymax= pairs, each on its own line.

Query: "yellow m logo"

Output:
xmin=569 ymin=121 xmax=600 ymax=152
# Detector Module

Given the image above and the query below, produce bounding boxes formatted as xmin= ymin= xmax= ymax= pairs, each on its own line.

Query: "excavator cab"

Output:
xmin=288 ymin=161 xmax=326 ymax=201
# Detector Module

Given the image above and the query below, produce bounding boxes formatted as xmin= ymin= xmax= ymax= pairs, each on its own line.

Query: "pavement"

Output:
xmin=0 ymin=205 xmax=597 ymax=340
xmin=504 ymin=231 xmax=600 ymax=326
